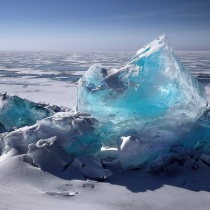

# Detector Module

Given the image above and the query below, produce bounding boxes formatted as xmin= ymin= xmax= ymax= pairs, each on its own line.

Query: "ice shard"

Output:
xmin=0 ymin=93 xmax=53 ymax=132
xmin=77 ymin=35 xmax=207 ymax=168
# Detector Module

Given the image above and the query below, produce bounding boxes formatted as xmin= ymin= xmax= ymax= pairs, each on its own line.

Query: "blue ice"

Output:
xmin=0 ymin=93 xmax=53 ymax=132
xmin=77 ymin=35 xmax=208 ymax=168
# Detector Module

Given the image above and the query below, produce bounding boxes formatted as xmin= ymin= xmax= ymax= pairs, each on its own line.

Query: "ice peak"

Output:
xmin=134 ymin=34 xmax=170 ymax=59
xmin=158 ymin=33 xmax=168 ymax=42
xmin=149 ymin=33 xmax=169 ymax=46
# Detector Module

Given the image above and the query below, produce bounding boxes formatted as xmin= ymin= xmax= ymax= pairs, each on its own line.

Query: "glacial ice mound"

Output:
xmin=77 ymin=34 xmax=207 ymax=168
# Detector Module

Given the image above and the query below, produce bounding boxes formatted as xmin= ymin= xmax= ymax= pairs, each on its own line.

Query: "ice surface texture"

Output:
xmin=77 ymin=35 xmax=207 ymax=168
xmin=0 ymin=93 xmax=53 ymax=132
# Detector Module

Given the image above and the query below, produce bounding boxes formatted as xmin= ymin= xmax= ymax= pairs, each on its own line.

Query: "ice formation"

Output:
xmin=0 ymin=93 xmax=112 ymax=177
xmin=0 ymin=35 xmax=209 ymax=172
xmin=77 ymin=34 xmax=207 ymax=168
xmin=0 ymin=111 xmax=109 ymax=177
xmin=3 ymin=111 xmax=101 ymax=156
xmin=73 ymin=155 xmax=112 ymax=180
xmin=0 ymin=93 xmax=53 ymax=132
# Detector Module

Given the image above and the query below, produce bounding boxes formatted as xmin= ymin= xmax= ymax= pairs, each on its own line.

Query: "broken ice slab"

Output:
xmin=0 ymin=93 xmax=54 ymax=132
xmin=78 ymin=34 xmax=206 ymax=120
xmin=77 ymin=34 xmax=207 ymax=168
xmin=27 ymin=136 xmax=73 ymax=172
xmin=3 ymin=111 xmax=102 ymax=157
xmin=73 ymin=155 xmax=112 ymax=180
xmin=77 ymin=34 xmax=207 ymax=142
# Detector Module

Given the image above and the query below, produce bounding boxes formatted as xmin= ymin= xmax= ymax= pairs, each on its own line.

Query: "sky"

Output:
xmin=0 ymin=0 xmax=209 ymax=51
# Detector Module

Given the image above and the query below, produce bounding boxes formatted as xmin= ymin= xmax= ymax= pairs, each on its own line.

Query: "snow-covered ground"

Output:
xmin=1 ymin=51 xmax=210 ymax=209
xmin=1 ymin=154 xmax=210 ymax=210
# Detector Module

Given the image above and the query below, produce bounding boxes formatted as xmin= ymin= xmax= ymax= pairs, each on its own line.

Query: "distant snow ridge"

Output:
xmin=1 ymin=35 xmax=210 ymax=176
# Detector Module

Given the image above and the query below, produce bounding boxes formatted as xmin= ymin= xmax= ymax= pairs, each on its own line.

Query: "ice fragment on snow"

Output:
xmin=77 ymin=34 xmax=207 ymax=168
xmin=0 ymin=93 xmax=53 ymax=131
xmin=3 ymin=111 xmax=102 ymax=157
xmin=73 ymin=155 xmax=112 ymax=180
xmin=27 ymin=137 xmax=73 ymax=172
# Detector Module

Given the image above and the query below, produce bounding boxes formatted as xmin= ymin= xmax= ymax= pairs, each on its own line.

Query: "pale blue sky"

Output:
xmin=0 ymin=0 xmax=209 ymax=51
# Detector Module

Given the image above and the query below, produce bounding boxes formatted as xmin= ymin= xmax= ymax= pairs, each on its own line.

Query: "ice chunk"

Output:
xmin=77 ymin=35 xmax=207 ymax=168
xmin=0 ymin=93 xmax=53 ymax=132
xmin=118 ymin=136 xmax=170 ymax=169
xmin=3 ymin=112 xmax=102 ymax=157
xmin=27 ymin=137 xmax=73 ymax=172
xmin=73 ymin=156 xmax=112 ymax=180
xmin=200 ymin=154 xmax=210 ymax=166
